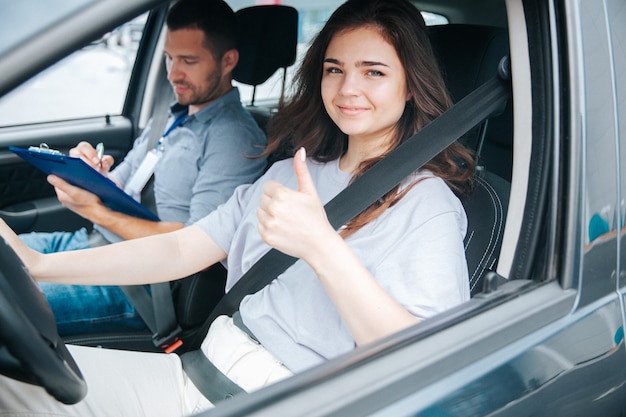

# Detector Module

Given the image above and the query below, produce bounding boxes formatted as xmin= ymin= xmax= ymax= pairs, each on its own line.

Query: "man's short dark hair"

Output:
xmin=166 ymin=0 xmax=238 ymax=58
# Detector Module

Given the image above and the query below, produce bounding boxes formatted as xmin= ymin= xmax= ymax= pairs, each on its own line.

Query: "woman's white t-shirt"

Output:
xmin=195 ymin=157 xmax=469 ymax=372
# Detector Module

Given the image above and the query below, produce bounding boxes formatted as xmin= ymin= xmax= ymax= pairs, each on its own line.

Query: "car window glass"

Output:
xmin=0 ymin=14 xmax=148 ymax=127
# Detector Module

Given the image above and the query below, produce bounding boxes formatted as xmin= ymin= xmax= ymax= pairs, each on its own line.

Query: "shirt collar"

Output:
xmin=168 ymin=87 xmax=241 ymax=124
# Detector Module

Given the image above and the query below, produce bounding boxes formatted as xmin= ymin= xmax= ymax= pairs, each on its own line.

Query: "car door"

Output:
xmin=0 ymin=4 xmax=168 ymax=235
xmin=194 ymin=0 xmax=626 ymax=415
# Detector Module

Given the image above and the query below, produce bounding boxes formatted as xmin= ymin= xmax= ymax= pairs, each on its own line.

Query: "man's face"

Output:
xmin=163 ymin=28 xmax=226 ymax=112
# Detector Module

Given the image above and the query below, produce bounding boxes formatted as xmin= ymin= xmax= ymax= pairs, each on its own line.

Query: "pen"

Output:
xmin=96 ymin=142 xmax=104 ymax=168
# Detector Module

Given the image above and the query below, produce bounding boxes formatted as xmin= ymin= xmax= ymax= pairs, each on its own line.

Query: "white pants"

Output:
xmin=0 ymin=316 xmax=292 ymax=416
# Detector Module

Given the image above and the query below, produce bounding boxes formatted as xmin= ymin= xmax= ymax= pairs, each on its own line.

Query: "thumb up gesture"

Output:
xmin=257 ymin=148 xmax=335 ymax=261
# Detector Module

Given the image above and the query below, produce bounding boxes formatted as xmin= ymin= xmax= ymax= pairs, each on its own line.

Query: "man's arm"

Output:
xmin=54 ymin=140 xmax=181 ymax=239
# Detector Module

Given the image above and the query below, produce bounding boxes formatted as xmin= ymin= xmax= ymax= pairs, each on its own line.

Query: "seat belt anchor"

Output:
xmin=153 ymin=325 xmax=183 ymax=353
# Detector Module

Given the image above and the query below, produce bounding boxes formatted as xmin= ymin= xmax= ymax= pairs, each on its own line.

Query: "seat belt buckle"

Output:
xmin=152 ymin=325 xmax=183 ymax=353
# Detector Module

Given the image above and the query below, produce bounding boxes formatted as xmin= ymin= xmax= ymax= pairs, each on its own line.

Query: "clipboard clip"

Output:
xmin=27 ymin=143 xmax=63 ymax=155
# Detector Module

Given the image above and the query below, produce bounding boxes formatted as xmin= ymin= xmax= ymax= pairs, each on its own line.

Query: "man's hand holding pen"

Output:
xmin=69 ymin=141 xmax=114 ymax=174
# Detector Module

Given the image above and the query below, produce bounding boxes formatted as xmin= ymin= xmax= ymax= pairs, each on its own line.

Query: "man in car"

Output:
xmin=18 ymin=0 xmax=267 ymax=336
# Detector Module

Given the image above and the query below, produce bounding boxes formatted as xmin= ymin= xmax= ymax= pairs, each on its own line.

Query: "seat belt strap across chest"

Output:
xmin=119 ymin=72 xmax=183 ymax=352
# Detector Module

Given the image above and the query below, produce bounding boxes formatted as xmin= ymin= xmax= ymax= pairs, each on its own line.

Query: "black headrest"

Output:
xmin=233 ymin=5 xmax=298 ymax=86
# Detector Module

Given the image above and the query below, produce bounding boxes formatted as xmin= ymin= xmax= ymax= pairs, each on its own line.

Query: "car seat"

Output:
xmin=429 ymin=24 xmax=513 ymax=182
xmin=233 ymin=5 xmax=298 ymax=132
xmin=427 ymin=24 xmax=512 ymax=294
xmin=463 ymin=170 xmax=510 ymax=295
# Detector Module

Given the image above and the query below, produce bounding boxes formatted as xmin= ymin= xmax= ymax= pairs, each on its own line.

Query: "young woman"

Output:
xmin=0 ymin=0 xmax=474 ymax=414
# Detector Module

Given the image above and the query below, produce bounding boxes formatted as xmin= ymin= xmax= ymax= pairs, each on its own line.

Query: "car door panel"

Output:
xmin=577 ymin=0 xmax=621 ymax=308
xmin=609 ymin=0 xmax=626 ymax=330
xmin=386 ymin=292 xmax=626 ymax=416
xmin=199 ymin=282 xmax=626 ymax=417
xmin=197 ymin=281 xmax=578 ymax=417
xmin=0 ymin=115 xmax=134 ymax=234
xmin=423 ymin=299 xmax=626 ymax=416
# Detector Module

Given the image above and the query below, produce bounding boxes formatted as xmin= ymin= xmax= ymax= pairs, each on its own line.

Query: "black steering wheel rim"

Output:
xmin=0 ymin=237 xmax=86 ymax=404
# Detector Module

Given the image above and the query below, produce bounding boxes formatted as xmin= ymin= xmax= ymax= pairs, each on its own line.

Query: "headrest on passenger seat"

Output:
xmin=233 ymin=5 xmax=298 ymax=106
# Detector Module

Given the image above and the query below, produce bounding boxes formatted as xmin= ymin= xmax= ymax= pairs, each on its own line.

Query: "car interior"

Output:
xmin=52 ymin=2 xmax=516 ymax=356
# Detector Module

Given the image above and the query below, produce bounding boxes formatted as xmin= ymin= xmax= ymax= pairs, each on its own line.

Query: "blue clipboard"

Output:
xmin=10 ymin=145 xmax=159 ymax=221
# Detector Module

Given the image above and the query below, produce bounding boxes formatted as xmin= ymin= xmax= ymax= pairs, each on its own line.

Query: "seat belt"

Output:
xmin=118 ymin=72 xmax=184 ymax=353
xmin=180 ymin=58 xmax=512 ymax=402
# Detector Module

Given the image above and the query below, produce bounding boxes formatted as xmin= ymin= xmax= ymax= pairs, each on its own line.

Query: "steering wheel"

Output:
xmin=0 ymin=237 xmax=86 ymax=404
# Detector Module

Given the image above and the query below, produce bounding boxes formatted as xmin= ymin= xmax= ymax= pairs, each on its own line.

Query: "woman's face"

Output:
xmin=321 ymin=26 xmax=409 ymax=154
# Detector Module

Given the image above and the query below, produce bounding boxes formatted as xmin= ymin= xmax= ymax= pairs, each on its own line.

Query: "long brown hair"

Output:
xmin=264 ymin=0 xmax=474 ymax=237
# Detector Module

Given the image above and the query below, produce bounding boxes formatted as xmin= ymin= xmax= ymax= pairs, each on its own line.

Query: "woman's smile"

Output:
xmin=337 ymin=103 xmax=370 ymax=116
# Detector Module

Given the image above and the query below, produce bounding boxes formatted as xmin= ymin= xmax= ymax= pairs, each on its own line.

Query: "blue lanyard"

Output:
xmin=162 ymin=112 xmax=189 ymax=138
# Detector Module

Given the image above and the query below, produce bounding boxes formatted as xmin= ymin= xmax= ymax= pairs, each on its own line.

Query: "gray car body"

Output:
xmin=0 ymin=0 xmax=625 ymax=415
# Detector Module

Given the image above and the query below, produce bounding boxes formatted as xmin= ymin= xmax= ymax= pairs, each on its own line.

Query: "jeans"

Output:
xmin=19 ymin=228 xmax=147 ymax=335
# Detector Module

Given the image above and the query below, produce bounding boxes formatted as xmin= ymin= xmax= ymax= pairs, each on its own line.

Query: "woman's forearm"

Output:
xmin=0 ymin=219 xmax=44 ymax=274
xmin=1 ymin=221 xmax=224 ymax=287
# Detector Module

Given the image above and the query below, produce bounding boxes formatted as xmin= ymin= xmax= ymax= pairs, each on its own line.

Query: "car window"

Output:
xmin=0 ymin=14 xmax=148 ymax=127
